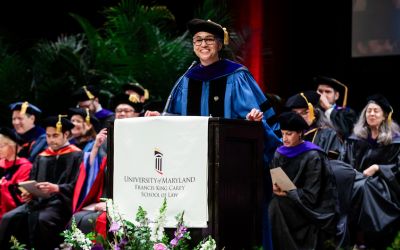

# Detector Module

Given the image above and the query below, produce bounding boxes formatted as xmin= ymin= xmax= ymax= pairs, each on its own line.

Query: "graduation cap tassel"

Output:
xmin=308 ymin=103 xmax=315 ymax=122
xmin=223 ymin=27 xmax=229 ymax=45
xmin=300 ymin=92 xmax=315 ymax=122
xmin=56 ymin=114 xmax=68 ymax=133
xmin=331 ymin=78 xmax=348 ymax=108
xmin=20 ymin=101 xmax=29 ymax=116
xmin=129 ymin=94 xmax=140 ymax=103
xmin=83 ymin=85 xmax=95 ymax=100
xmin=85 ymin=108 xmax=91 ymax=125
xmin=388 ymin=108 xmax=393 ymax=126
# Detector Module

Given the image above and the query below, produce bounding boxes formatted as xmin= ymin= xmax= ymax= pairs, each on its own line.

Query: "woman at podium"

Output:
xmin=145 ymin=18 xmax=282 ymax=250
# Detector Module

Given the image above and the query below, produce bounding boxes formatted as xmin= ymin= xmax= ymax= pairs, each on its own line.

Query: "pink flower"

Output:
xmin=153 ymin=243 xmax=168 ymax=250
xmin=109 ymin=221 xmax=121 ymax=232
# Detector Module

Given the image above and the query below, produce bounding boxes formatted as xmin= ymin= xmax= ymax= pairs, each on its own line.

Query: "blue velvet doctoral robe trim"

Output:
xmin=95 ymin=108 xmax=114 ymax=119
xmin=277 ymin=141 xmax=323 ymax=158
xmin=186 ymin=59 xmax=243 ymax=81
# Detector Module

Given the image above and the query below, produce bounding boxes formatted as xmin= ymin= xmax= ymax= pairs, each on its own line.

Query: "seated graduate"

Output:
xmin=68 ymin=107 xmax=100 ymax=151
xmin=70 ymin=89 xmax=158 ymax=240
xmin=269 ymin=111 xmax=338 ymax=250
xmin=313 ymin=76 xmax=358 ymax=140
xmin=285 ymin=90 xmax=343 ymax=159
xmin=9 ymin=101 xmax=47 ymax=162
xmin=0 ymin=115 xmax=83 ymax=250
xmin=0 ymin=127 xmax=32 ymax=220
xmin=339 ymin=94 xmax=400 ymax=249
xmin=71 ymin=127 xmax=107 ymax=239
xmin=112 ymin=93 xmax=145 ymax=118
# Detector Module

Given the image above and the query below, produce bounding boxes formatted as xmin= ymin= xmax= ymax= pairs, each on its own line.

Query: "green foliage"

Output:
xmin=0 ymin=39 xmax=32 ymax=125
xmin=388 ymin=231 xmax=400 ymax=250
xmin=10 ymin=236 xmax=26 ymax=250
xmin=31 ymin=34 xmax=90 ymax=115
xmin=0 ymin=0 xmax=243 ymax=118
xmin=70 ymin=0 xmax=194 ymax=100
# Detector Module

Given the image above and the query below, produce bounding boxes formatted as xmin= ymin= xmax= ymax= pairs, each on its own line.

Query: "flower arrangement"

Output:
xmin=59 ymin=198 xmax=216 ymax=250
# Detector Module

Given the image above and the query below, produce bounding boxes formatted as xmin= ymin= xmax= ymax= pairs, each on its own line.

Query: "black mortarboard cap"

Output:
xmin=9 ymin=101 xmax=42 ymax=116
xmin=187 ymin=18 xmax=229 ymax=45
xmin=313 ymin=76 xmax=344 ymax=91
xmin=72 ymin=85 xmax=99 ymax=102
xmin=122 ymin=82 xmax=145 ymax=96
xmin=43 ymin=115 xmax=74 ymax=132
xmin=285 ymin=90 xmax=321 ymax=109
xmin=313 ymin=75 xmax=349 ymax=107
xmin=112 ymin=93 xmax=143 ymax=112
xmin=366 ymin=94 xmax=393 ymax=114
xmin=68 ymin=108 xmax=100 ymax=130
xmin=0 ymin=127 xmax=24 ymax=145
xmin=278 ymin=111 xmax=309 ymax=131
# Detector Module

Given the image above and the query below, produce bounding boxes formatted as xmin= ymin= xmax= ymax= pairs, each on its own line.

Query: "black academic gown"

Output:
xmin=0 ymin=144 xmax=82 ymax=250
xmin=269 ymin=142 xmax=338 ymax=250
xmin=304 ymin=126 xmax=343 ymax=159
xmin=339 ymin=135 xmax=400 ymax=248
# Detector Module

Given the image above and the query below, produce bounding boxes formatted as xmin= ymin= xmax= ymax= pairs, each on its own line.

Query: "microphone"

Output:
xmin=162 ymin=60 xmax=198 ymax=115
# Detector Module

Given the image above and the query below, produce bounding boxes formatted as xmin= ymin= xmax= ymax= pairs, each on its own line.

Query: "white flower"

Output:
xmin=199 ymin=238 xmax=217 ymax=250
xmin=150 ymin=198 xmax=167 ymax=242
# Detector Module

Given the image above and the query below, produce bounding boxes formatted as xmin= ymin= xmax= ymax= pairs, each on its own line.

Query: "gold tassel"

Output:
xmin=331 ymin=78 xmax=348 ymax=108
xmin=206 ymin=19 xmax=229 ymax=45
xmin=129 ymin=94 xmax=140 ymax=103
xmin=388 ymin=108 xmax=393 ymax=126
xmin=56 ymin=114 xmax=68 ymax=133
xmin=223 ymin=27 xmax=229 ymax=45
xmin=308 ymin=103 xmax=315 ymax=122
xmin=144 ymin=89 xmax=149 ymax=100
xmin=20 ymin=101 xmax=29 ymax=115
xmin=83 ymin=85 xmax=95 ymax=100
xmin=300 ymin=92 xmax=315 ymax=122
xmin=85 ymin=108 xmax=91 ymax=125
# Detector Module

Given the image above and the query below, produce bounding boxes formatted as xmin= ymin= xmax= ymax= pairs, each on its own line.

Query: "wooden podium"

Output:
xmin=107 ymin=118 xmax=266 ymax=249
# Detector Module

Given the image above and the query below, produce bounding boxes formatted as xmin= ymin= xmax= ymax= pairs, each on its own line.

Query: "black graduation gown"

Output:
xmin=304 ymin=127 xmax=343 ymax=159
xmin=339 ymin=135 xmax=400 ymax=247
xmin=269 ymin=144 xmax=338 ymax=250
xmin=0 ymin=144 xmax=83 ymax=250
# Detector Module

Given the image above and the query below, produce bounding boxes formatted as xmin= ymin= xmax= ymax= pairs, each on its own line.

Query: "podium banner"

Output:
xmin=113 ymin=116 xmax=209 ymax=227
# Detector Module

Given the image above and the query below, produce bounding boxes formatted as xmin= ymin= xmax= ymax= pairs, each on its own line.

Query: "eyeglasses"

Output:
xmin=193 ymin=37 xmax=216 ymax=46
xmin=116 ymin=109 xmax=134 ymax=114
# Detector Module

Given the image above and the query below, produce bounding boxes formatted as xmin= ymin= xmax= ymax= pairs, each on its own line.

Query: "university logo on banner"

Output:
xmin=154 ymin=148 xmax=163 ymax=175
